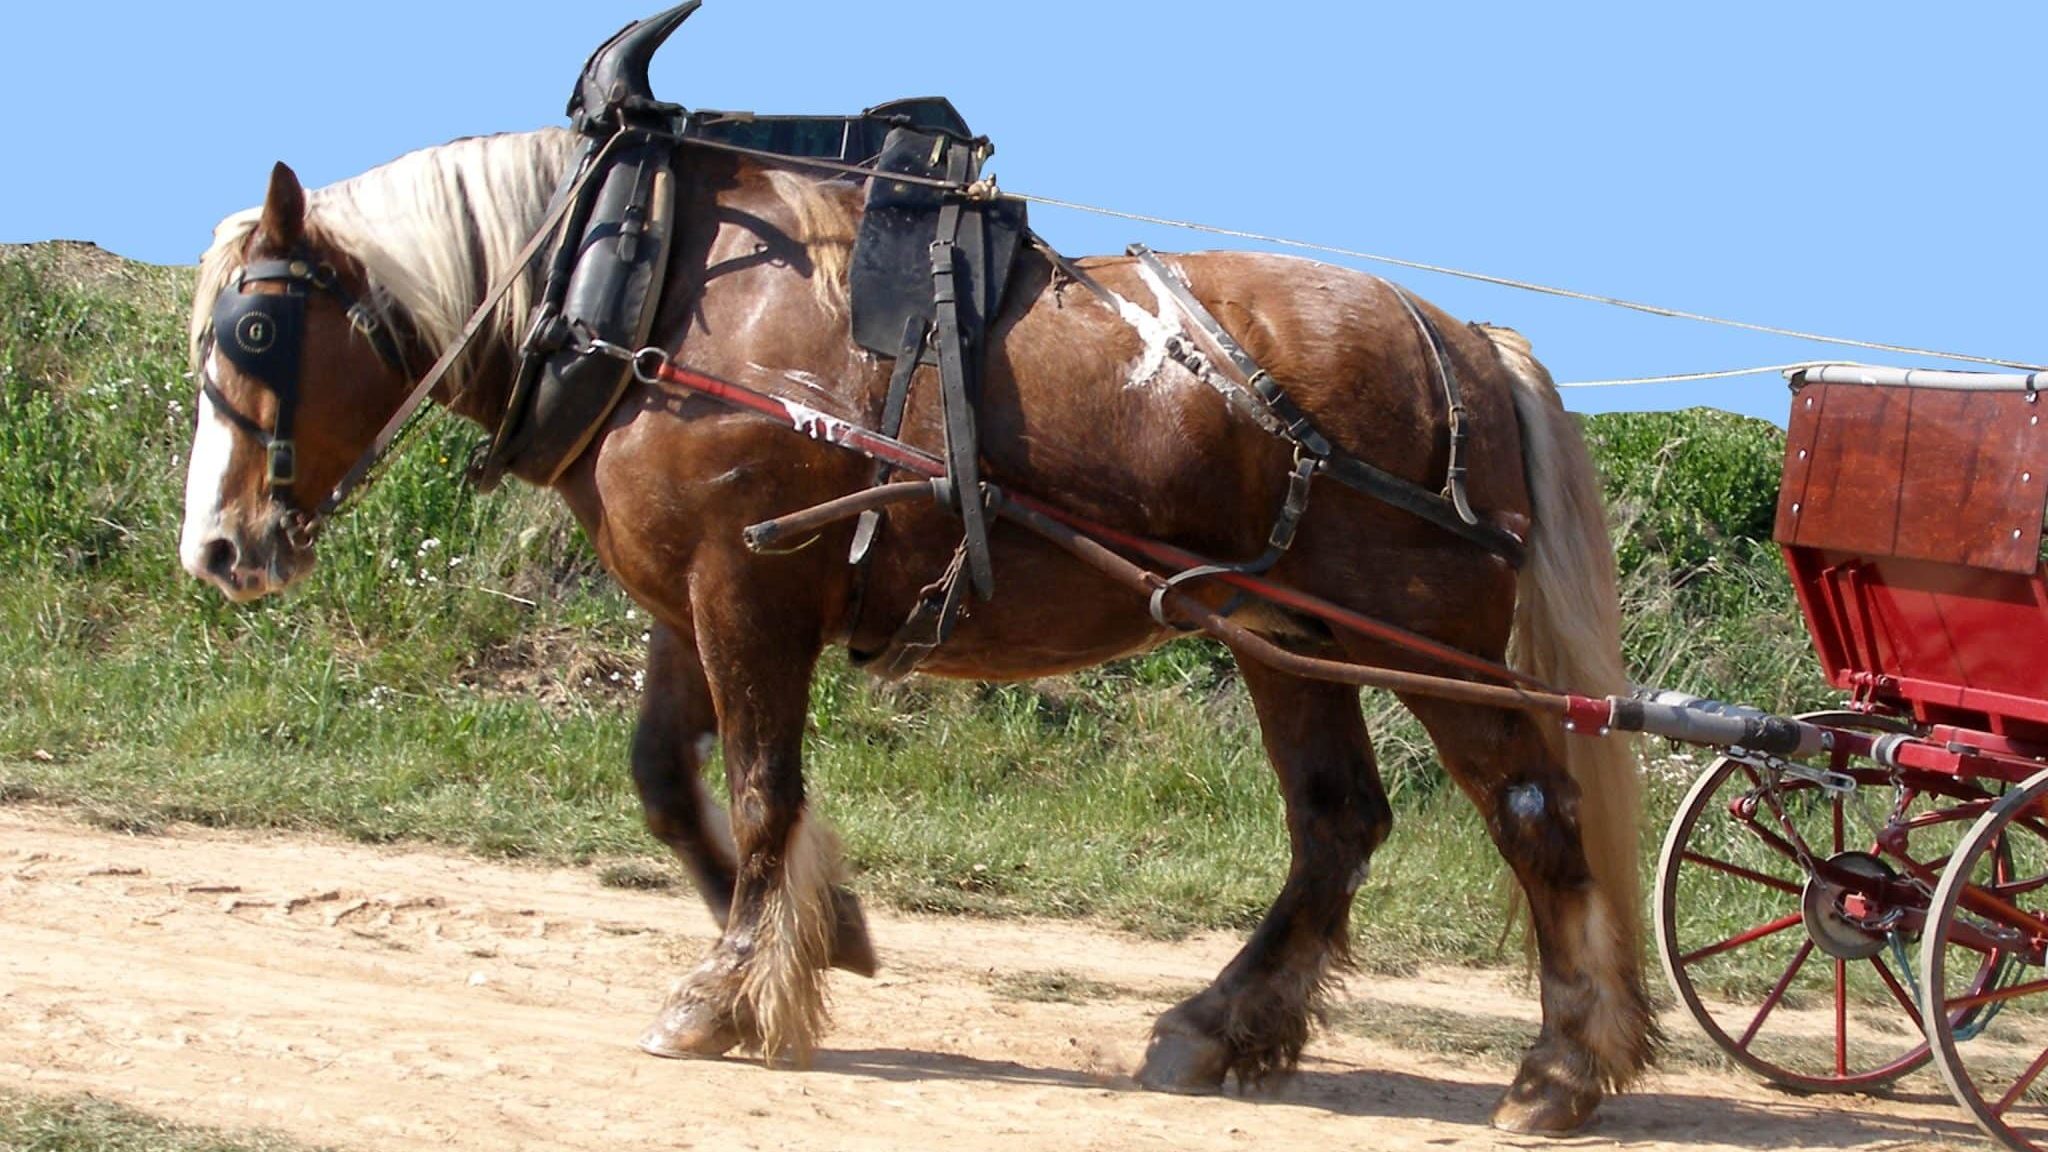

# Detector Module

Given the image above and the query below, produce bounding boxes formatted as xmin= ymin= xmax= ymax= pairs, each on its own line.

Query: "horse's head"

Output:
xmin=180 ymin=162 xmax=413 ymax=601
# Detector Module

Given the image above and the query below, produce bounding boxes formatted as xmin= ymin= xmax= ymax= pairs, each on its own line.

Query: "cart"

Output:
xmin=1655 ymin=364 xmax=2048 ymax=1150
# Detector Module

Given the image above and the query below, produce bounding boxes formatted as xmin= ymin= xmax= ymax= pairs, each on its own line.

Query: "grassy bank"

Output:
xmin=0 ymin=242 xmax=1828 ymax=965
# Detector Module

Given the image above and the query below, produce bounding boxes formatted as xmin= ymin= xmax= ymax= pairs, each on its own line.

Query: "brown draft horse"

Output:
xmin=178 ymin=127 xmax=1652 ymax=1132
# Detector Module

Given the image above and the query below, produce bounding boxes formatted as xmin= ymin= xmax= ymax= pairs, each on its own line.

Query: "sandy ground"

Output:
xmin=0 ymin=807 xmax=1982 ymax=1151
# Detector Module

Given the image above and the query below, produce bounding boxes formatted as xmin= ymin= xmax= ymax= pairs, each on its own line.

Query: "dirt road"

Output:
xmin=0 ymin=807 xmax=1975 ymax=1150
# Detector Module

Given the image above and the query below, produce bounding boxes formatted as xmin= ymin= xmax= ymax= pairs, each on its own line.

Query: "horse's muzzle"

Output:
xmin=183 ymin=514 xmax=312 ymax=602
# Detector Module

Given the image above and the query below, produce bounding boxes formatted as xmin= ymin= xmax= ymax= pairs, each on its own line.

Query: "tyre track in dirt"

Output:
xmin=0 ymin=808 xmax=1976 ymax=1150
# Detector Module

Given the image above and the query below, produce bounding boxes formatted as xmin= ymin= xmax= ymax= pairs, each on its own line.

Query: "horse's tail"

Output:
xmin=1481 ymin=325 xmax=1642 ymax=954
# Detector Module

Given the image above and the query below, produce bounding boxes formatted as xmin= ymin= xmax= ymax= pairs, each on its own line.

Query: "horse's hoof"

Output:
xmin=1490 ymin=1073 xmax=1600 ymax=1135
xmin=830 ymin=887 xmax=879 ymax=978
xmin=1135 ymin=1014 xmax=1231 ymax=1094
xmin=638 ymin=997 xmax=744 ymax=1060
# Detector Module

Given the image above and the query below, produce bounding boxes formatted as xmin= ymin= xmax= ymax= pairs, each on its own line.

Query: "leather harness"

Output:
xmin=209 ymin=2 xmax=1530 ymax=680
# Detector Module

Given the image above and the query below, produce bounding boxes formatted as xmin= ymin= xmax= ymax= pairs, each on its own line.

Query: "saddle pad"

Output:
xmin=849 ymin=127 xmax=1027 ymax=361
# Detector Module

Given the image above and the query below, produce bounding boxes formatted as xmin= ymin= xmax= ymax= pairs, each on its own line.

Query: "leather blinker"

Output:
xmin=211 ymin=283 xmax=307 ymax=393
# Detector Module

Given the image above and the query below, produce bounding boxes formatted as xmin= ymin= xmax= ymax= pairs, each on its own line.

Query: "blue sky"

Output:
xmin=4 ymin=2 xmax=2040 ymax=421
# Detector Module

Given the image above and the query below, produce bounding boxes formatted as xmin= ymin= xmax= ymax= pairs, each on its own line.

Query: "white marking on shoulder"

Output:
xmin=1105 ymin=257 xmax=1286 ymax=432
xmin=779 ymin=398 xmax=856 ymax=446
xmin=178 ymin=350 xmax=238 ymax=577
xmin=1102 ymin=260 xmax=1189 ymax=390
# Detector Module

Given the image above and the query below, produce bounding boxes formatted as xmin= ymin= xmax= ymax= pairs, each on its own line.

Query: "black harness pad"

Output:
xmin=496 ymin=135 xmax=680 ymax=485
xmin=850 ymin=128 xmax=1027 ymax=361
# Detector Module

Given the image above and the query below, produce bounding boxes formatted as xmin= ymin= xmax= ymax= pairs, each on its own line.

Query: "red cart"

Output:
xmin=1656 ymin=364 xmax=2048 ymax=1150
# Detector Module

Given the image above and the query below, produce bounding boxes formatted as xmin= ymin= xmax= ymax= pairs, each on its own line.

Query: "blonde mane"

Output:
xmin=190 ymin=128 xmax=581 ymax=392
xmin=761 ymin=169 xmax=856 ymax=315
xmin=190 ymin=129 xmax=859 ymax=390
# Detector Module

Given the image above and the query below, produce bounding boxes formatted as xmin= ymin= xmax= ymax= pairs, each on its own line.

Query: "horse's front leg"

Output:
xmin=637 ymin=570 xmax=861 ymax=1067
xmin=628 ymin=621 xmax=877 ymax=979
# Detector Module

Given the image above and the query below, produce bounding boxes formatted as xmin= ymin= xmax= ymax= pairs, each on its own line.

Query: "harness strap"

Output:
xmin=635 ymin=347 xmax=1543 ymax=688
xmin=930 ymin=142 xmax=995 ymax=600
xmin=200 ymin=379 xmax=271 ymax=443
xmin=1127 ymin=245 xmax=1523 ymax=567
xmin=1146 ymin=452 xmax=1318 ymax=628
xmin=837 ymin=315 xmax=931 ymax=652
xmin=849 ymin=314 xmax=929 ymax=567
xmin=1387 ymin=286 xmax=1481 ymax=526
xmin=232 ymin=259 xmax=411 ymax=375
xmin=679 ymin=133 xmax=972 ymax=193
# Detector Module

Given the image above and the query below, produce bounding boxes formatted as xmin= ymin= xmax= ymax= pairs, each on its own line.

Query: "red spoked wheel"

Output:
xmin=1656 ymin=712 xmax=2005 ymax=1092
xmin=1922 ymin=765 xmax=2048 ymax=1152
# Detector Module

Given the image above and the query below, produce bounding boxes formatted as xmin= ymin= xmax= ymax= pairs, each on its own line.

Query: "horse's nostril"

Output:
xmin=201 ymin=537 xmax=238 ymax=580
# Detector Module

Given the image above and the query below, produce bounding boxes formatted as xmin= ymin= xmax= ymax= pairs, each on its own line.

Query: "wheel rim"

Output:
xmin=1656 ymin=713 xmax=2000 ymax=1091
xmin=1922 ymin=765 xmax=2048 ymax=1152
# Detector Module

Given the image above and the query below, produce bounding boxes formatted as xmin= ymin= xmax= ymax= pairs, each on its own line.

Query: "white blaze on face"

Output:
xmin=178 ymin=349 xmax=240 ymax=580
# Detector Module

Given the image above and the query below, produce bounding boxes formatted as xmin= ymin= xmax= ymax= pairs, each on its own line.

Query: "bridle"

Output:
xmin=203 ymin=253 xmax=409 ymax=546
xmin=197 ymin=137 xmax=616 ymax=554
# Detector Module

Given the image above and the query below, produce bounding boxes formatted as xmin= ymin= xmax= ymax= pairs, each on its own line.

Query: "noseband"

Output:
xmin=204 ymin=255 xmax=408 ymax=542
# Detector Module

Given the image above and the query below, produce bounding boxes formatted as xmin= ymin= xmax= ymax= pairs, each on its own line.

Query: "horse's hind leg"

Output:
xmin=1139 ymin=654 xmax=1392 ymax=1092
xmin=629 ymin=623 xmax=876 ymax=975
xmin=637 ymin=589 xmax=870 ymax=1066
xmin=1399 ymin=695 xmax=1654 ymax=1133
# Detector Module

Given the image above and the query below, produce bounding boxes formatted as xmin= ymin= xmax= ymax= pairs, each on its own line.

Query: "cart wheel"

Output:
xmin=1921 ymin=765 xmax=2048 ymax=1152
xmin=1656 ymin=711 xmax=1994 ymax=1092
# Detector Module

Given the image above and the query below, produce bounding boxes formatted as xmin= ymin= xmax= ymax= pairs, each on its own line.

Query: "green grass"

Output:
xmin=0 ymin=1089 xmax=326 ymax=1152
xmin=0 ymin=242 xmax=1831 ymax=968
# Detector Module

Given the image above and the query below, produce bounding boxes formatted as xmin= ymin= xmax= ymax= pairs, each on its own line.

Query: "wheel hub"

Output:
xmin=1802 ymin=851 xmax=1902 ymax=960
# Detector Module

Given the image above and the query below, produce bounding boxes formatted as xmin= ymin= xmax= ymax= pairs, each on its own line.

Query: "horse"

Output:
xmin=178 ymin=126 xmax=1652 ymax=1133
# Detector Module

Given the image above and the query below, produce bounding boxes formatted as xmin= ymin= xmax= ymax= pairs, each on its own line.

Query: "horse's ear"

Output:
xmin=259 ymin=162 xmax=306 ymax=248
